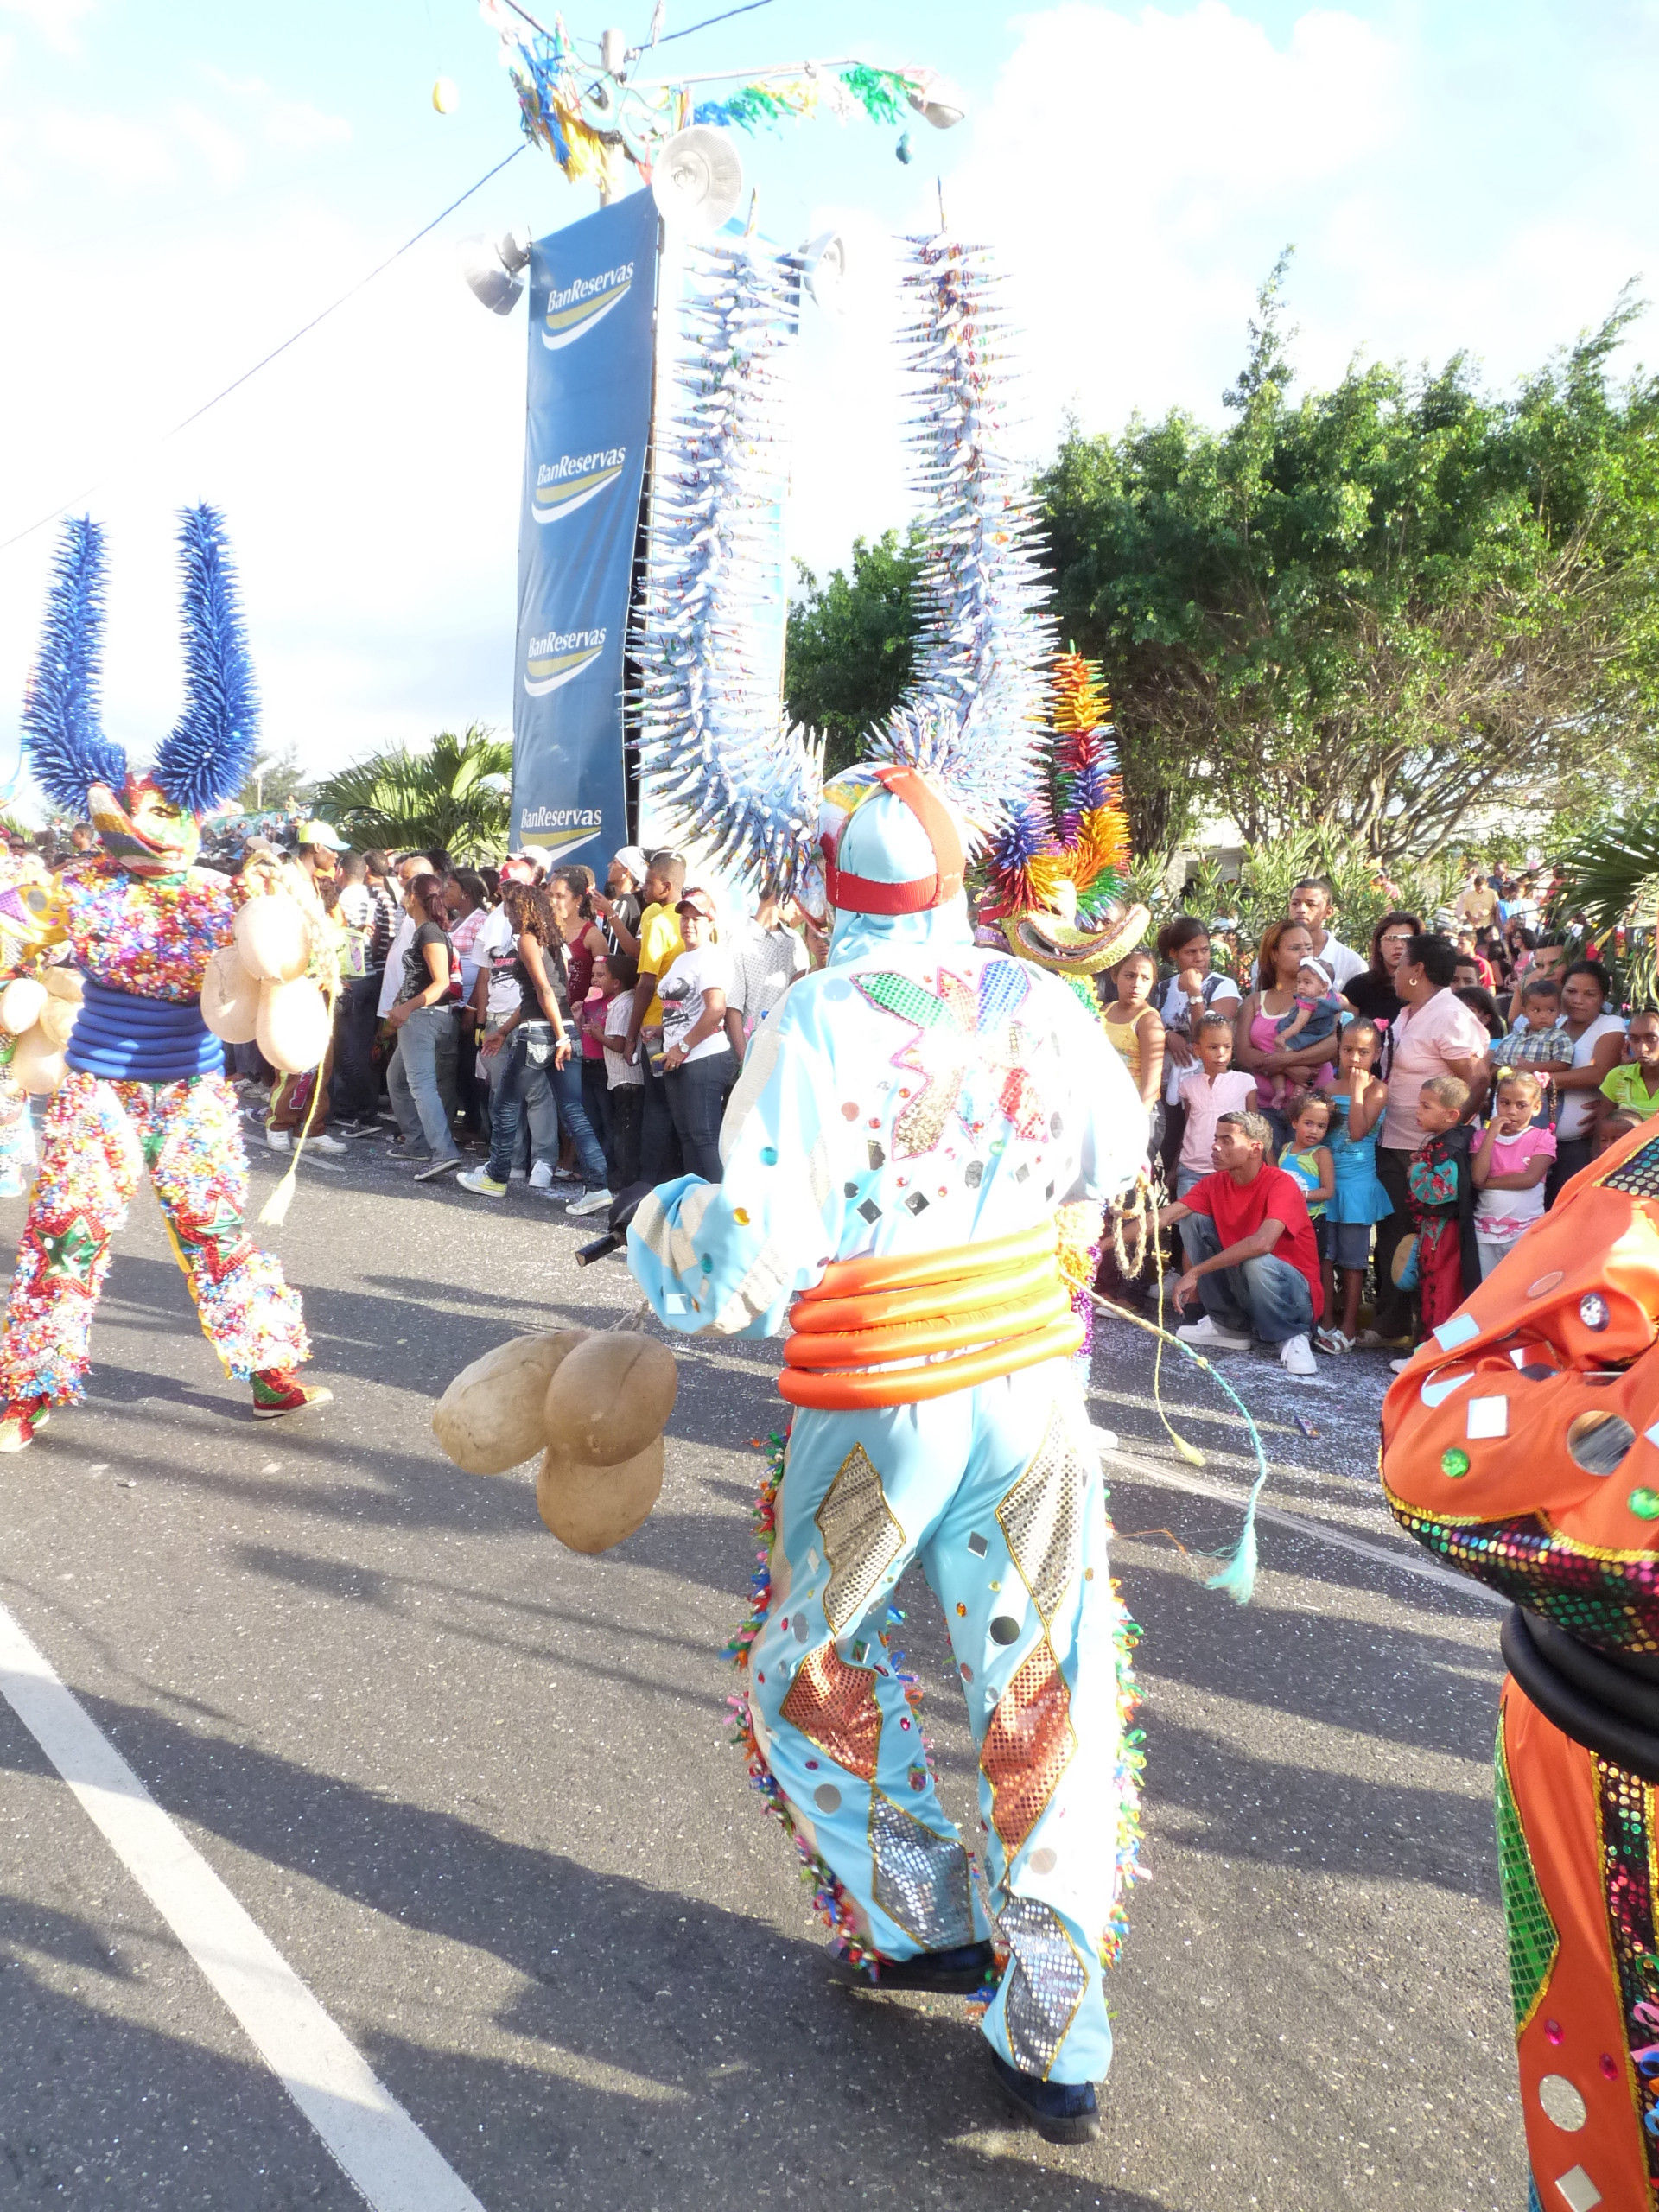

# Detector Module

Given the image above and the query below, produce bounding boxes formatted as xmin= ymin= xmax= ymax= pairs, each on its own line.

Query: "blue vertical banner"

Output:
xmin=512 ymin=191 xmax=659 ymax=861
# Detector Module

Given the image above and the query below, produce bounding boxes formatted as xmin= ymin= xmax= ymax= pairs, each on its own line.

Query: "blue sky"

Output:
xmin=1 ymin=0 xmax=1656 ymax=792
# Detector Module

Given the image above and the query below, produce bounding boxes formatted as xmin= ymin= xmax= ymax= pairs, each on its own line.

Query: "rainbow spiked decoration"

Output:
xmin=632 ymin=234 xmax=1052 ymax=901
xmin=987 ymin=652 xmax=1147 ymax=978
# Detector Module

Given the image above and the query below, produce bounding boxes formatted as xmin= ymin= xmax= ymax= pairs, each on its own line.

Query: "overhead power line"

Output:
xmin=0 ymin=142 xmax=529 ymax=558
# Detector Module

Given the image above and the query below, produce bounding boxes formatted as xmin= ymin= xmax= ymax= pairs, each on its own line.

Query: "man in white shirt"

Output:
xmin=1287 ymin=879 xmax=1366 ymax=990
xmin=725 ymin=885 xmax=810 ymax=1058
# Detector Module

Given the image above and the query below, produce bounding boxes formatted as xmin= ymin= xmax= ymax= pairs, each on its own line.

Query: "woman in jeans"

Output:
xmin=385 ymin=873 xmax=462 ymax=1181
xmin=658 ymin=887 xmax=739 ymax=1181
xmin=458 ymin=883 xmax=610 ymax=1212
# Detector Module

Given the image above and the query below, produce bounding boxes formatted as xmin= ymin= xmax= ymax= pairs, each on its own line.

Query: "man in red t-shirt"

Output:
xmin=1154 ymin=1109 xmax=1322 ymax=1378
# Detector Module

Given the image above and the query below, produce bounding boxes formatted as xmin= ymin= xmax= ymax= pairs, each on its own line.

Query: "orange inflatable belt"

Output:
xmin=778 ymin=1223 xmax=1084 ymax=1409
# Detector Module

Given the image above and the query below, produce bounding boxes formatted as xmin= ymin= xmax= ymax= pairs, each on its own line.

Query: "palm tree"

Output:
xmin=1552 ymin=804 xmax=1659 ymax=1001
xmin=315 ymin=725 xmax=512 ymax=861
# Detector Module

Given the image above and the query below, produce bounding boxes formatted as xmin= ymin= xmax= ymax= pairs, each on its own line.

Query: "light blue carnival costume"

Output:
xmin=625 ymin=232 xmax=1154 ymax=2133
xmin=632 ymin=772 xmax=1147 ymax=2093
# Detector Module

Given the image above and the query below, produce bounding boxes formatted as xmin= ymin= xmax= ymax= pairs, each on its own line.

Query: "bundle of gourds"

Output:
xmin=433 ymin=1327 xmax=678 ymax=1553
xmin=0 ymin=967 xmax=84 ymax=1093
xmin=200 ymin=889 xmax=330 ymax=1073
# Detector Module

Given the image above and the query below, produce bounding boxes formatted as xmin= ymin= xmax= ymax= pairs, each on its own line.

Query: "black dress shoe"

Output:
xmin=988 ymin=2048 xmax=1102 ymax=2143
xmin=829 ymin=1939 xmax=994 ymax=1994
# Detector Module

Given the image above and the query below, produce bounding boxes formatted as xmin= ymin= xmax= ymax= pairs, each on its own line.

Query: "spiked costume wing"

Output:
xmin=22 ymin=505 xmax=261 ymax=832
xmin=632 ymin=234 xmax=1052 ymax=902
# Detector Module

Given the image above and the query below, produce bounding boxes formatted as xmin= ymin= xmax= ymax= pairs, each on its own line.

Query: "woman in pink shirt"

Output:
xmin=1365 ymin=933 xmax=1491 ymax=1344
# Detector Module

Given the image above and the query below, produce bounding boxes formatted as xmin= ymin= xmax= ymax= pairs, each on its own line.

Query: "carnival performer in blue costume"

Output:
xmin=629 ymin=764 xmax=1147 ymax=2138
xmin=0 ymin=508 xmax=328 ymax=1452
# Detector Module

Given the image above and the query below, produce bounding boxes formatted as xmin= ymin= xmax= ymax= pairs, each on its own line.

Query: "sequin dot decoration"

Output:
xmin=1536 ymin=2074 xmax=1588 ymax=2130
xmin=1631 ymin=1489 xmax=1659 ymax=1521
xmin=1441 ymin=1447 xmax=1471 ymax=1478
xmin=989 ymin=1615 xmax=1020 ymax=1646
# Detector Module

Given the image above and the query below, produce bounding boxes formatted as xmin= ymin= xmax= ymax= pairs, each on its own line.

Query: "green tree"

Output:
xmin=236 ymin=743 xmax=313 ymax=817
xmin=784 ymin=524 xmax=925 ymax=776
xmin=1037 ymin=270 xmax=1659 ymax=862
xmin=314 ymin=725 xmax=512 ymax=861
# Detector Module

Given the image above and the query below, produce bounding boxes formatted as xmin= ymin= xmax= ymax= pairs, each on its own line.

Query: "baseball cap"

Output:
xmin=612 ymin=844 xmax=648 ymax=880
xmin=675 ymin=887 xmax=716 ymax=920
xmin=297 ymin=820 xmax=349 ymax=851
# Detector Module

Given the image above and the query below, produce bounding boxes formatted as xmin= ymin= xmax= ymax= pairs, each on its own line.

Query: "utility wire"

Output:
xmin=655 ymin=0 xmax=776 ymax=48
xmin=0 ymin=142 xmax=529 ymax=557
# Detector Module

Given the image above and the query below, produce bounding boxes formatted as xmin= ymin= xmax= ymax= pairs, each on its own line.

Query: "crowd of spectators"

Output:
xmin=10 ymin=811 xmax=822 ymax=1219
xmin=1108 ymin=868 xmax=1659 ymax=1382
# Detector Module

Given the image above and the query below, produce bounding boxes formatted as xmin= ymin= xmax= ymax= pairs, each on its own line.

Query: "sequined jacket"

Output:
xmin=627 ymin=899 xmax=1147 ymax=1340
xmin=18 ymin=859 xmax=252 ymax=1005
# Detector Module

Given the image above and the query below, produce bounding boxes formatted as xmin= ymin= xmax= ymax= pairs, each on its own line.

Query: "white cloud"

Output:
xmin=262 ymin=98 xmax=353 ymax=154
xmin=0 ymin=0 xmax=96 ymax=56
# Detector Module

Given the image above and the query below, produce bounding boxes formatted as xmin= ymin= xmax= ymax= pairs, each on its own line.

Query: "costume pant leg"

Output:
xmin=0 ymin=1058 xmax=37 ymax=1198
xmin=1498 ymin=1681 xmax=1656 ymax=2209
xmin=741 ymin=1392 xmax=991 ymax=1967
xmin=143 ymin=1076 xmax=309 ymax=1380
xmin=736 ymin=1364 xmax=1137 ymax=2085
xmin=0 ymin=1071 xmax=143 ymax=1406
xmin=924 ymin=1365 xmax=1134 ymax=2086
xmin=1417 ymin=1217 xmax=1465 ymax=1334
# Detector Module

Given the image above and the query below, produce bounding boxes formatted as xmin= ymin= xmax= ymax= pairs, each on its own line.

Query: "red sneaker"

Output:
xmin=251 ymin=1369 xmax=333 ymax=1421
xmin=0 ymin=1397 xmax=50 ymax=1454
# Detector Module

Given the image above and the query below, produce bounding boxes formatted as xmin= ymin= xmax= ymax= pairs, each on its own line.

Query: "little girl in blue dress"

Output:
xmin=1317 ymin=1017 xmax=1391 ymax=1353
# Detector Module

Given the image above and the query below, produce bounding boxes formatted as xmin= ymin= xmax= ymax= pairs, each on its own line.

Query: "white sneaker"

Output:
xmin=1174 ymin=1314 xmax=1251 ymax=1351
xmin=508 ymin=1166 xmax=529 ymax=1182
xmin=1280 ymin=1334 xmax=1318 ymax=1378
xmin=527 ymin=1160 xmax=554 ymax=1191
xmin=266 ymin=1128 xmax=291 ymax=1154
xmin=565 ymin=1186 xmax=613 ymax=1218
xmin=307 ymin=1133 xmax=349 ymax=1155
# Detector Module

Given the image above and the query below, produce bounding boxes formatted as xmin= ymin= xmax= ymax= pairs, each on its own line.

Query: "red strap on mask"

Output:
xmin=820 ymin=766 xmax=965 ymax=915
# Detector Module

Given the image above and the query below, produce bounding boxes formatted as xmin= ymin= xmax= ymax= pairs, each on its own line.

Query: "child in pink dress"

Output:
xmin=1471 ymin=1069 xmax=1555 ymax=1280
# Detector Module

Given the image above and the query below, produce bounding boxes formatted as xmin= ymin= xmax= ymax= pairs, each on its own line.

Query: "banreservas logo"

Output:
xmin=532 ymin=447 xmax=627 ymax=524
xmin=542 ymin=261 xmax=634 ymax=351
xmin=524 ymin=625 xmax=605 ymax=697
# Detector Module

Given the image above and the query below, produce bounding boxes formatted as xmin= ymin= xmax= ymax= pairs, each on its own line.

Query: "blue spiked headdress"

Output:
xmin=22 ymin=505 xmax=261 ymax=822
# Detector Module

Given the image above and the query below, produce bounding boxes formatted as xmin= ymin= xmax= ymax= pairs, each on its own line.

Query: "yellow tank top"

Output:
xmin=1103 ymin=1005 xmax=1142 ymax=1082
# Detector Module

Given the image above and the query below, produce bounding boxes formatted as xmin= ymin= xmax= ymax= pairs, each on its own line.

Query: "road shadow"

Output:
xmin=0 ymin=1699 xmax=1179 ymax=2212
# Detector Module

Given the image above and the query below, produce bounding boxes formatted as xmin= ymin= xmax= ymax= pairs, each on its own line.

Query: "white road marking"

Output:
xmin=0 ymin=1599 xmax=486 ymax=2212
xmin=1090 ymin=1428 xmax=1506 ymax=1610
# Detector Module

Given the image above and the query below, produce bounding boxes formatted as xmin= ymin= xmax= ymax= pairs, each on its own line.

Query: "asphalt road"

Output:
xmin=0 ymin=1132 xmax=1527 ymax=2211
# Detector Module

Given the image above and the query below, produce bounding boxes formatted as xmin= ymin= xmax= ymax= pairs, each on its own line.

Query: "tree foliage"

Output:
xmin=784 ymin=525 xmax=925 ymax=777
xmin=314 ymin=725 xmax=512 ymax=861
xmin=1037 ymin=262 xmax=1659 ymax=861
xmin=235 ymin=743 xmax=313 ymax=816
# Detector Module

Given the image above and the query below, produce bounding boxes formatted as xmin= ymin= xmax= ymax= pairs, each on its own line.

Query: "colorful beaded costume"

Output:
xmin=1382 ymin=1116 xmax=1659 ymax=2209
xmin=1 ymin=508 xmax=321 ymax=1447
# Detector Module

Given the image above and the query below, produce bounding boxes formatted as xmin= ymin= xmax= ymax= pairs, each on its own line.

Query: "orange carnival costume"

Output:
xmin=1382 ymin=1117 xmax=1659 ymax=2210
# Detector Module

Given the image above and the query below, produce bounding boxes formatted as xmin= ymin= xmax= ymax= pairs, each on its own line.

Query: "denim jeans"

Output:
xmin=387 ymin=1005 xmax=460 ymax=1160
xmin=604 ymin=1084 xmax=643 ymax=1191
xmin=1184 ymin=1211 xmax=1313 ymax=1344
xmin=332 ymin=971 xmax=383 ymax=1124
xmin=1174 ymin=1164 xmax=1206 ymax=1263
xmin=482 ymin=1037 xmax=558 ymax=1173
xmin=639 ymin=1047 xmax=683 ymax=1183
xmin=666 ymin=1048 xmax=739 ymax=1182
xmin=548 ymin=1052 xmax=608 ymax=1188
xmin=487 ymin=1027 xmax=607 ymax=1188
